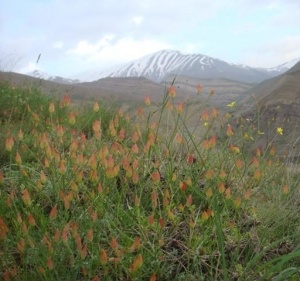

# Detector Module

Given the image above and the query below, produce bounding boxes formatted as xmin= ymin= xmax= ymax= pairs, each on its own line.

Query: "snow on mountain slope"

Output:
xmin=266 ymin=58 xmax=299 ymax=73
xmin=74 ymin=50 xmax=294 ymax=83
xmin=27 ymin=70 xmax=80 ymax=84
xmin=27 ymin=50 xmax=299 ymax=84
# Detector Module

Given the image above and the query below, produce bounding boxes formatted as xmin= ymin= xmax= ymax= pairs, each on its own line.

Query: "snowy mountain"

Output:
xmin=27 ymin=51 xmax=299 ymax=85
xmin=27 ymin=70 xmax=80 ymax=84
xmin=266 ymin=58 xmax=300 ymax=73
xmin=73 ymin=50 xmax=298 ymax=83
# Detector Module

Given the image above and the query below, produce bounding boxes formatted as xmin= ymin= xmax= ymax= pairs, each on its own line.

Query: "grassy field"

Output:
xmin=0 ymin=81 xmax=300 ymax=280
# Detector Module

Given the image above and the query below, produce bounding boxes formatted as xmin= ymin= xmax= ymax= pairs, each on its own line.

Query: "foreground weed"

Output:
xmin=0 ymin=82 xmax=299 ymax=280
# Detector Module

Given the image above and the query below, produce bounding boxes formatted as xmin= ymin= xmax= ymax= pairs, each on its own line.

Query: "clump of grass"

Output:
xmin=0 ymin=81 xmax=299 ymax=280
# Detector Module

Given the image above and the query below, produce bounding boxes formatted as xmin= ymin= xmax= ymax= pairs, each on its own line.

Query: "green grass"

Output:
xmin=0 ymin=82 xmax=299 ymax=281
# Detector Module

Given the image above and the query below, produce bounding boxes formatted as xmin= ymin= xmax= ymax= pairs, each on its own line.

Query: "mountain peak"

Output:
xmin=27 ymin=70 xmax=80 ymax=84
xmin=41 ymin=50 xmax=299 ymax=84
xmin=286 ymin=59 xmax=300 ymax=73
xmin=87 ymin=50 xmax=286 ymax=83
xmin=27 ymin=70 xmax=53 ymax=80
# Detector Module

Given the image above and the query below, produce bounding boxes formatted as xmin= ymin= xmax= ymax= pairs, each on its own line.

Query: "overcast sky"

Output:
xmin=1 ymin=0 xmax=300 ymax=78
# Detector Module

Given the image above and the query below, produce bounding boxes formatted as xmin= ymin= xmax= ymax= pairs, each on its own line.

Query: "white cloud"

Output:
xmin=67 ymin=36 xmax=172 ymax=69
xmin=132 ymin=16 xmax=144 ymax=26
xmin=67 ymin=35 xmax=115 ymax=56
xmin=243 ymin=35 xmax=300 ymax=67
xmin=18 ymin=62 xmax=41 ymax=74
xmin=53 ymin=41 xmax=64 ymax=49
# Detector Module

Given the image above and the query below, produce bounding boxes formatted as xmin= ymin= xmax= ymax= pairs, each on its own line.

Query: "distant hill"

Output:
xmin=238 ymin=62 xmax=300 ymax=160
xmin=0 ymin=71 xmax=164 ymax=103
xmin=162 ymin=75 xmax=253 ymax=107
xmin=0 ymin=71 xmax=253 ymax=106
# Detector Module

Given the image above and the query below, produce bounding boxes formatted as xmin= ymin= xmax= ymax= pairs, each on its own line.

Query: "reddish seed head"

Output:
xmin=208 ymin=135 xmax=216 ymax=148
xmin=5 ymin=136 xmax=14 ymax=152
xmin=177 ymin=102 xmax=184 ymax=113
xmin=163 ymin=196 xmax=169 ymax=207
xmin=251 ymin=157 xmax=259 ymax=167
xmin=201 ymin=111 xmax=209 ymax=121
xmin=147 ymin=214 xmax=155 ymax=226
xmin=47 ymin=257 xmax=54 ymax=270
xmin=49 ymin=205 xmax=58 ymax=220
xmin=129 ymin=254 xmax=143 ymax=273
xmin=179 ymin=181 xmax=187 ymax=192
xmin=22 ymin=189 xmax=31 ymax=206
xmin=58 ymin=160 xmax=67 ymax=175
xmin=229 ymin=145 xmax=240 ymax=154
xmin=131 ymin=144 xmax=139 ymax=154
xmin=269 ymin=146 xmax=276 ymax=156
xmin=144 ymin=96 xmax=151 ymax=106
xmin=256 ymin=148 xmax=261 ymax=157
xmin=137 ymin=107 xmax=143 ymax=118
xmin=100 ymin=249 xmax=108 ymax=265
xmin=236 ymin=159 xmax=244 ymax=169
xmin=62 ymin=95 xmax=71 ymax=106
xmin=132 ymin=131 xmax=139 ymax=143
xmin=168 ymin=85 xmax=176 ymax=98
xmin=18 ymin=129 xmax=24 ymax=141
xmin=253 ymin=169 xmax=261 ymax=180
xmin=211 ymin=107 xmax=218 ymax=118
xmin=282 ymin=185 xmax=289 ymax=194
xmin=93 ymin=101 xmax=100 ymax=112
xmin=28 ymin=214 xmax=36 ymax=226
xmin=151 ymin=171 xmax=160 ymax=183
xmin=87 ymin=229 xmax=93 ymax=242
xmin=226 ymin=124 xmax=234 ymax=136
xmin=54 ymin=229 xmax=61 ymax=242
xmin=80 ymin=245 xmax=88 ymax=259
xmin=151 ymin=191 xmax=158 ymax=209
xmin=17 ymin=239 xmax=26 ymax=253
xmin=234 ymin=197 xmax=241 ymax=207
xmin=218 ymin=182 xmax=225 ymax=193
xmin=186 ymin=194 xmax=193 ymax=207
xmin=187 ymin=154 xmax=196 ymax=164
xmin=244 ymin=189 xmax=251 ymax=200
xmin=110 ymin=237 xmax=118 ymax=250
xmin=205 ymin=188 xmax=213 ymax=198
xmin=118 ymin=128 xmax=125 ymax=140
xmin=225 ymin=188 xmax=231 ymax=199
xmin=129 ymin=237 xmax=141 ymax=252
xmin=219 ymin=170 xmax=226 ymax=179
xmin=201 ymin=211 xmax=209 ymax=221
xmin=92 ymin=120 xmax=101 ymax=133
xmin=40 ymin=170 xmax=47 ymax=184
xmin=196 ymin=84 xmax=202 ymax=93
xmin=48 ymin=102 xmax=55 ymax=113
xmin=0 ymin=217 xmax=8 ymax=239
xmin=158 ymin=218 xmax=165 ymax=228
xmin=0 ymin=170 xmax=4 ymax=185
xmin=205 ymin=170 xmax=214 ymax=180
xmin=176 ymin=133 xmax=184 ymax=144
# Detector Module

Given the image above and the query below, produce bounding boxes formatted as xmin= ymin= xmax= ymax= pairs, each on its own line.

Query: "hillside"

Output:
xmin=0 ymin=72 xmax=165 ymax=103
xmin=238 ymin=62 xmax=300 ymax=160
xmin=0 ymin=71 xmax=253 ymax=106
xmin=1 ymin=80 xmax=299 ymax=280
xmin=162 ymin=75 xmax=253 ymax=107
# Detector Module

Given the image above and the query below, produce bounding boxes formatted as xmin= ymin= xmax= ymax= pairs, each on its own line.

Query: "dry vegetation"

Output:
xmin=0 ymin=81 xmax=300 ymax=281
